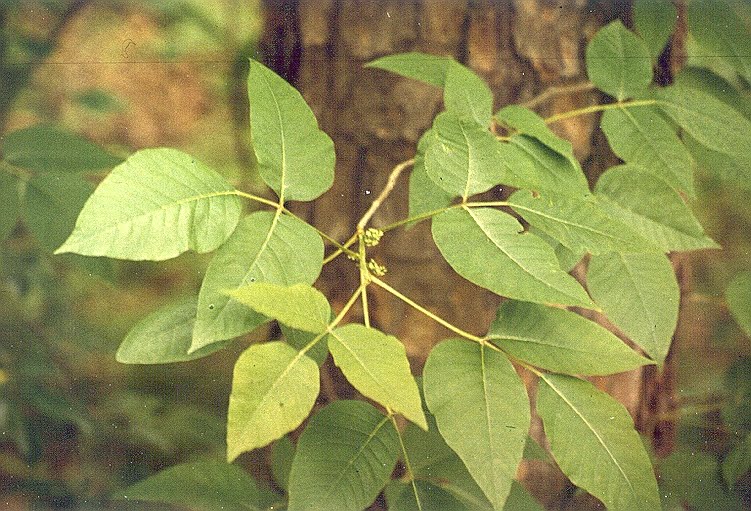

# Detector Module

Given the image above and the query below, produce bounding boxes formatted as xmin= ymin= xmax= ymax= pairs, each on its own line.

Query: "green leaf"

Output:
xmin=503 ymin=482 xmax=544 ymax=511
xmin=587 ymin=252 xmax=679 ymax=365
xmin=723 ymin=358 xmax=751 ymax=430
xmin=688 ymin=0 xmax=751 ymax=82
xmin=506 ymin=135 xmax=589 ymax=195
xmin=600 ymin=105 xmax=694 ymax=196
xmin=365 ymin=52 xmax=451 ymax=88
xmin=248 ymin=60 xmax=334 ymax=202
xmin=192 ymin=211 xmax=323 ymax=352
xmin=423 ymin=340 xmax=530 ymax=510
xmin=495 ymin=105 xmax=574 ymax=161
xmin=287 ymin=400 xmax=399 ymax=511
xmin=488 ymin=301 xmax=652 ymax=375
xmin=2 ymin=124 xmax=122 ymax=173
xmin=408 ymin=129 xmax=452 ymax=228
xmin=594 ymin=165 xmax=718 ymax=251
xmin=271 ymin=435 xmax=295 ymax=492
xmin=227 ymin=342 xmax=319 ymax=461
xmin=586 ymin=20 xmax=653 ymax=100
xmin=0 ymin=171 xmax=20 ymax=241
xmin=328 ymin=324 xmax=426 ymax=430
xmin=432 ymin=207 xmax=594 ymax=308
xmin=227 ymin=283 xmax=330 ymax=334
xmin=54 ymin=148 xmax=242 ymax=261
xmin=444 ymin=60 xmax=493 ymax=126
xmin=425 ymin=112 xmax=505 ymax=199
xmin=633 ymin=0 xmax=677 ymax=60
xmin=727 ymin=271 xmax=751 ymax=338
xmin=683 ymin=131 xmax=751 ymax=192
xmin=655 ymin=85 xmax=751 ymax=163
xmin=508 ymin=190 xmax=658 ymax=255
xmin=529 ymin=227 xmax=583 ymax=272
xmin=116 ymin=461 xmax=266 ymax=511
xmin=116 ymin=296 xmax=229 ymax=364
xmin=724 ymin=433 xmax=751 ymax=487
xmin=23 ymin=173 xmax=93 ymax=252
xmin=661 ymin=450 xmax=744 ymax=511
xmin=537 ymin=373 xmax=661 ymax=511
xmin=675 ymin=67 xmax=751 ymax=120
xmin=282 ymin=324 xmax=330 ymax=366
xmin=387 ymin=479 xmax=467 ymax=511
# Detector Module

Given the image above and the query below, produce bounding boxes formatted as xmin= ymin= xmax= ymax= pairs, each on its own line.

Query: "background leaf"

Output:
xmin=271 ymin=435 xmax=295 ymax=492
xmin=0 ymin=171 xmax=20 ymax=241
xmin=688 ymin=0 xmax=751 ymax=82
xmin=423 ymin=340 xmax=530 ymax=510
xmin=587 ymin=252 xmax=679 ymax=365
xmin=505 ymin=136 xmax=589 ymax=195
xmin=432 ymin=207 xmax=594 ymax=308
xmin=116 ymin=296 xmax=229 ymax=364
xmin=287 ymin=400 xmax=399 ymax=511
xmin=55 ymin=148 xmax=242 ymax=261
xmin=586 ymin=20 xmax=653 ymax=100
xmin=723 ymin=433 xmax=751 ymax=487
xmin=727 ymin=271 xmax=751 ymax=338
xmin=488 ymin=300 xmax=652 ymax=375
xmin=495 ymin=105 xmax=574 ymax=162
xmin=227 ymin=342 xmax=319 ymax=461
xmin=407 ymin=129 xmax=452 ymax=228
xmin=248 ymin=60 xmax=334 ymax=202
xmin=443 ymin=60 xmax=493 ymax=126
xmin=328 ymin=324 xmax=426 ymax=429
xmin=192 ymin=211 xmax=323 ymax=352
xmin=365 ymin=52 xmax=451 ymax=87
xmin=633 ymin=0 xmax=677 ymax=60
xmin=282 ymin=324 xmax=330 ymax=366
xmin=2 ymin=124 xmax=122 ymax=173
xmin=537 ymin=374 xmax=661 ymax=511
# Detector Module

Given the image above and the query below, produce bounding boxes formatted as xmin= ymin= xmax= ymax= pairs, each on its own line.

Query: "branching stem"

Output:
xmin=390 ymin=413 xmax=423 ymax=511
xmin=358 ymin=159 xmax=415 ymax=230
xmin=544 ymin=99 xmax=657 ymax=124
xmin=380 ymin=200 xmax=511 ymax=232
xmin=299 ymin=283 xmax=365 ymax=357
xmin=522 ymin=81 xmax=596 ymax=109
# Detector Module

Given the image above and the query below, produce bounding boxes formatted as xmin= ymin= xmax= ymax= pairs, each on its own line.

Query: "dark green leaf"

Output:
xmin=444 ymin=60 xmax=493 ymax=126
xmin=387 ymin=480 xmax=468 ymax=511
xmin=272 ymin=436 xmax=296 ymax=492
xmin=248 ymin=60 xmax=334 ymax=202
xmin=633 ymin=0 xmax=677 ymax=60
xmin=282 ymin=324 xmax=330 ymax=366
xmin=488 ymin=300 xmax=652 ymax=375
xmin=727 ymin=271 xmax=751 ymax=338
xmin=503 ymin=482 xmax=544 ymax=511
xmin=495 ymin=105 xmax=574 ymax=161
xmin=661 ymin=450 xmax=743 ymax=511
xmin=2 ymin=124 xmax=122 ymax=173
xmin=674 ymin=67 xmax=751 ymax=120
xmin=724 ymin=433 xmax=751 ymax=487
xmin=287 ymin=401 xmax=399 ymax=511
xmin=0 ymin=171 xmax=20 ymax=241
xmin=529 ymin=227 xmax=583 ymax=272
xmin=407 ymin=129 xmax=452 ymax=228
xmin=365 ymin=52 xmax=451 ymax=88
xmin=506 ymin=136 xmax=589 ymax=195
xmin=688 ymin=0 xmax=751 ymax=82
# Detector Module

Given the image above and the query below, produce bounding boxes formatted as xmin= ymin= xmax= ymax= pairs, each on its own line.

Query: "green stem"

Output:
xmin=380 ymin=200 xmax=511 ymax=232
xmin=322 ymin=233 xmax=358 ymax=265
xmin=232 ymin=190 xmax=282 ymax=209
xmin=370 ymin=276 xmax=484 ymax=343
xmin=358 ymin=235 xmax=371 ymax=328
xmin=544 ymin=99 xmax=657 ymax=125
xmin=299 ymin=283 xmax=364 ymax=356
xmin=390 ymin=414 xmax=423 ymax=511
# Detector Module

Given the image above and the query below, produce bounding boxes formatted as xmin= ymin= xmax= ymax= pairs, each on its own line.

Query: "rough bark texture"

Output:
xmin=260 ymin=1 xmax=680 ymax=508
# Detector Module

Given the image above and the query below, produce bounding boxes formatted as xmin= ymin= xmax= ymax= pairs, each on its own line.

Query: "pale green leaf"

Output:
xmin=444 ymin=60 xmax=493 ymax=126
xmin=116 ymin=461 xmax=266 ymax=511
xmin=387 ymin=480 xmax=466 ymax=511
xmin=675 ymin=67 xmax=751 ymax=120
xmin=537 ymin=374 xmax=661 ymax=511
xmin=192 ymin=211 xmax=323 ymax=352
xmin=55 ymin=148 xmax=242 ymax=260
xmin=365 ymin=52 xmax=451 ymax=88
xmin=503 ymin=482 xmax=544 ymax=511
xmin=227 ymin=342 xmax=319 ymax=461
xmin=116 ymin=296 xmax=229 ymax=364
xmin=328 ymin=324 xmax=426 ymax=430
xmin=227 ymin=283 xmax=330 ymax=334
xmin=586 ymin=20 xmax=653 ymax=100
xmin=633 ymin=0 xmax=677 ymax=60
xmin=587 ymin=252 xmax=679 ymax=365
xmin=723 ymin=433 xmax=751 ymax=487
xmin=0 ymin=171 xmax=20 ymax=241
xmin=282 ymin=324 xmax=330 ymax=366
xmin=425 ymin=112 xmax=505 ymax=199
xmin=495 ymin=105 xmax=574 ymax=161
xmin=248 ymin=60 xmax=334 ymax=202
xmin=727 ymin=271 xmax=751 ymax=338
xmin=423 ymin=339 xmax=530 ymax=510
xmin=271 ymin=436 xmax=295 ymax=492
xmin=655 ymin=85 xmax=751 ymax=163
xmin=594 ymin=165 xmax=718 ymax=251
xmin=600 ymin=105 xmax=694 ymax=196
xmin=488 ymin=300 xmax=652 ymax=375
xmin=287 ymin=400 xmax=399 ymax=511
xmin=688 ymin=0 xmax=751 ymax=82
xmin=683 ymin=131 xmax=751 ymax=192
xmin=432 ymin=207 xmax=594 ymax=308
xmin=2 ymin=124 xmax=122 ymax=173
xmin=506 ymin=135 xmax=589 ymax=195
xmin=407 ymin=129 xmax=452 ymax=228
xmin=508 ymin=190 xmax=658 ymax=255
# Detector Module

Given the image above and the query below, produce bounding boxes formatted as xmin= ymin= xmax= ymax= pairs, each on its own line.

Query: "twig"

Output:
xmin=522 ymin=81 xmax=595 ymax=109
xmin=357 ymin=158 xmax=415 ymax=231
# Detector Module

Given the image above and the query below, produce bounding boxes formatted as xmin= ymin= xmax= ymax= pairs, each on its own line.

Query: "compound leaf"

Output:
xmin=248 ymin=60 xmax=334 ymax=202
xmin=228 ymin=282 xmax=330 ymax=334
xmin=488 ymin=301 xmax=652 ymax=375
xmin=287 ymin=400 xmax=399 ymax=511
xmin=328 ymin=324 xmax=426 ymax=430
xmin=2 ymin=124 xmax=122 ymax=173
xmin=55 ymin=148 xmax=242 ymax=261
xmin=444 ymin=60 xmax=493 ymax=126
xmin=633 ymin=0 xmax=677 ymax=60
xmin=537 ymin=373 xmax=661 ymax=511
xmin=227 ymin=342 xmax=319 ymax=461
xmin=192 ymin=211 xmax=323 ymax=352
xmin=433 ymin=207 xmax=594 ymax=308
xmin=365 ymin=52 xmax=451 ymax=88
xmin=423 ymin=339 xmax=530 ymax=510
xmin=587 ymin=252 xmax=679 ymax=365
xmin=116 ymin=296 xmax=229 ymax=364
xmin=727 ymin=271 xmax=751 ymax=338
xmin=586 ymin=20 xmax=653 ymax=100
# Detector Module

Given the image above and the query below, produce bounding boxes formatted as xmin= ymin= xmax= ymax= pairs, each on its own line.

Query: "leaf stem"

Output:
xmin=299 ymin=283 xmax=365 ymax=356
xmin=544 ymin=99 xmax=657 ymax=125
xmin=322 ymin=233 xmax=358 ymax=265
xmin=357 ymin=158 xmax=415 ymax=230
xmin=390 ymin=414 xmax=423 ymax=511
xmin=380 ymin=200 xmax=511 ymax=232
xmin=370 ymin=276 xmax=484 ymax=343
xmin=358 ymin=235 xmax=371 ymax=328
xmin=522 ymin=81 xmax=595 ymax=109
xmin=232 ymin=189 xmax=282 ymax=209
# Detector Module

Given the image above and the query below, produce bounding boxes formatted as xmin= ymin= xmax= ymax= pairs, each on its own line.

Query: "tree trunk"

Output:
xmin=260 ymin=1 xmax=680 ymax=508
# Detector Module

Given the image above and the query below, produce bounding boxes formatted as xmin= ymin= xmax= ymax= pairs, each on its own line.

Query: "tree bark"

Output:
xmin=260 ymin=1 xmax=680 ymax=508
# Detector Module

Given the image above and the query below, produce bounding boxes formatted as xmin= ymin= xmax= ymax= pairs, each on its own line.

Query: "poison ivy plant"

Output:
xmin=45 ymin=8 xmax=751 ymax=510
